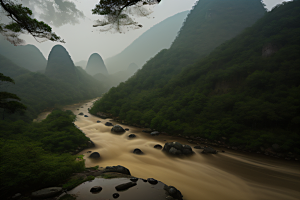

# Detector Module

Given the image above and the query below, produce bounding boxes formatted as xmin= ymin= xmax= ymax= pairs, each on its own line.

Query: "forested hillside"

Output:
xmin=91 ymin=0 xmax=300 ymax=153
xmin=0 ymin=36 xmax=47 ymax=72
xmin=0 ymin=53 xmax=104 ymax=121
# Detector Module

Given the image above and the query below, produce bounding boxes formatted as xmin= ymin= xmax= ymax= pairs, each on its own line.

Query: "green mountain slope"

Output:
xmin=0 ymin=54 xmax=103 ymax=121
xmin=91 ymin=0 xmax=300 ymax=153
xmin=86 ymin=53 xmax=108 ymax=76
xmin=0 ymin=36 xmax=47 ymax=72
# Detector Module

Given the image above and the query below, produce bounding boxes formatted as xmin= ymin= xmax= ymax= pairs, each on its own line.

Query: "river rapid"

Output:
xmin=37 ymin=99 xmax=300 ymax=200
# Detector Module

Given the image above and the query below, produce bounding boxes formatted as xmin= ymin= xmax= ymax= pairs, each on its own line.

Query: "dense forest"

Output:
xmin=90 ymin=0 xmax=300 ymax=153
xmin=0 ymin=110 xmax=88 ymax=197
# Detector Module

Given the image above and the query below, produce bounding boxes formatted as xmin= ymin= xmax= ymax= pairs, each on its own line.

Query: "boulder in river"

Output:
xmin=202 ymin=146 xmax=217 ymax=154
xmin=115 ymin=182 xmax=137 ymax=191
xmin=163 ymin=142 xmax=194 ymax=155
xmin=147 ymin=178 xmax=158 ymax=185
xmin=164 ymin=185 xmax=183 ymax=200
xmin=130 ymin=178 xmax=138 ymax=182
xmin=90 ymin=186 xmax=102 ymax=193
xmin=133 ymin=148 xmax=143 ymax=155
xmin=31 ymin=187 xmax=62 ymax=199
xmin=89 ymin=152 xmax=100 ymax=158
xmin=104 ymin=165 xmax=131 ymax=175
xmin=84 ymin=115 xmax=88 ymax=117
xmin=113 ymin=193 xmax=120 ymax=198
xmin=105 ymin=122 xmax=113 ymax=126
xmin=125 ymin=128 xmax=129 ymax=131
xmin=78 ymin=112 xmax=84 ymax=115
xmin=154 ymin=144 xmax=162 ymax=149
xmin=150 ymin=131 xmax=159 ymax=136
xmin=97 ymin=120 xmax=101 ymax=123
xmin=111 ymin=124 xmax=125 ymax=133
xmin=128 ymin=134 xmax=136 ymax=138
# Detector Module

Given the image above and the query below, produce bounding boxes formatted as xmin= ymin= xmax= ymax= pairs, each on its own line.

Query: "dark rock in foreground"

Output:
xmin=115 ymin=182 xmax=137 ymax=191
xmin=125 ymin=128 xmax=129 ymax=131
xmin=163 ymin=142 xmax=194 ymax=155
xmin=133 ymin=148 xmax=143 ymax=155
xmin=105 ymin=122 xmax=113 ymax=126
xmin=113 ymin=193 xmax=120 ymax=198
xmin=111 ymin=124 xmax=125 ymax=133
xmin=128 ymin=134 xmax=136 ymax=138
xmin=147 ymin=178 xmax=158 ymax=185
xmin=90 ymin=186 xmax=102 ymax=193
xmin=31 ymin=187 xmax=62 ymax=199
xmin=89 ymin=152 xmax=100 ymax=158
xmin=202 ymin=146 xmax=217 ymax=154
xmin=154 ymin=144 xmax=163 ymax=149
xmin=130 ymin=178 xmax=138 ymax=182
xmin=164 ymin=185 xmax=183 ymax=200
xmin=104 ymin=165 xmax=131 ymax=175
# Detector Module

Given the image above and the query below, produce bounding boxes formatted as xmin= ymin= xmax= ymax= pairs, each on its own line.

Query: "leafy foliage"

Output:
xmin=91 ymin=0 xmax=300 ymax=153
xmin=0 ymin=110 xmax=88 ymax=197
xmin=0 ymin=0 xmax=64 ymax=45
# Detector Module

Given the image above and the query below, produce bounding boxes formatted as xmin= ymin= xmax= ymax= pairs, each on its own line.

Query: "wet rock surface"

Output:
xmin=90 ymin=186 xmax=102 ymax=193
xmin=115 ymin=182 xmax=137 ymax=191
xmin=128 ymin=134 xmax=136 ymax=138
xmin=154 ymin=144 xmax=163 ymax=149
xmin=133 ymin=148 xmax=143 ymax=155
xmin=111 ymin=124 xmax=125 ymax=133
xmin=163 ymin=142 xmax=194 ymax=155
xmin=105 ymin=122 xmax=113 ymax=126
xmin=89 ymin=152 xmax=100 ymax=158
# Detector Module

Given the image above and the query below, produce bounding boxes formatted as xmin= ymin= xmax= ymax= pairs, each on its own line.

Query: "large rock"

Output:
xmin=164 ymin=185 xmax=183 ymax=200
xmin=104 ymin=165 xmax=131 ymax=175
xmin=154 ymin=144 xmax=162 ymax=149
xmin=111 ymin=125 xmax=125 ymax=133
xmin=89 ymin=152 xmax=100 ymax=158
xmin=202 ymin=146 xmax=217 ymax=154
xmin=133 ymin=148 xmax=143 ymax=155
xmin=105 ymin=122 xmax=113 ymax=126
xmin=31 ymin=187 xmax=62 ymax=199
xmin=163 ymin=142 xmax=193 ymax=155
xmin=115 ymin=182 xmax=137 ymax=191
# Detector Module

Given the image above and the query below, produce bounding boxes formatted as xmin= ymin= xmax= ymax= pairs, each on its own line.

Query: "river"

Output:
xmin=37 ymin=99 xmax=300 ymax=200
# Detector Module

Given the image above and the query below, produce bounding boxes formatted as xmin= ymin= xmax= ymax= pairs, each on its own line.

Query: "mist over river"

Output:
xmin=37 ymin=99 xmax=300 ymax=200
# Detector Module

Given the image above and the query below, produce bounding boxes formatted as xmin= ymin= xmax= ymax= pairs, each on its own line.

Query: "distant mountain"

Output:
xmin=0 ymin=52 xmax=104 ymax=121
xmin=75 ymin=60 xmax=88 ymax=69
xmin=86 ymin=53 xmax=108 ymax=76
xmin=128 ymin=63 xmax=139 ymax=74
xmin=0 ymin=36 xmax=47 ymax=72
xmin=105 ymin=11 xmax=189 ymax=73
xmin=45 ymin=45 xmax=77 ymax=81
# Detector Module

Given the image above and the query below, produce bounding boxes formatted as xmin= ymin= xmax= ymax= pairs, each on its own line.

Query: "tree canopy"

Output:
xmin=0 ymin=0 xmax=161 ymax=44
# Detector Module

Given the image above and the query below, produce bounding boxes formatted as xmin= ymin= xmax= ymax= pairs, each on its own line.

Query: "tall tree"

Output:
xmin=0 ymin=73 xmax=26 ymax=119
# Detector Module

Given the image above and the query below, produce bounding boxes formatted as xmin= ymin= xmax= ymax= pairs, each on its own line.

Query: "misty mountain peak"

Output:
xmin=45 ymin=45 xmax=76 ymax=80
xmin=86 ymin=53 xmax=108 ymax=76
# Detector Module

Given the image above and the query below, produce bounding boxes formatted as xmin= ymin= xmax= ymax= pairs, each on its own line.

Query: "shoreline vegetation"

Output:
xmin=0 ymin=109 xmax=93 ymax=199
xmin=90 ymin=110 xmax=300 ymax=161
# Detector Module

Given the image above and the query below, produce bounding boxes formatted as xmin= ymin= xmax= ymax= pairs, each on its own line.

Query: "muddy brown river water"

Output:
xmin=37 ymin=99 xmax=300 ymax=200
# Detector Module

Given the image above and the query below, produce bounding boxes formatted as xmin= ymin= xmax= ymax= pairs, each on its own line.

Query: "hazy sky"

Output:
xmin=18 ymin=0 xmax=291 ymax=63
